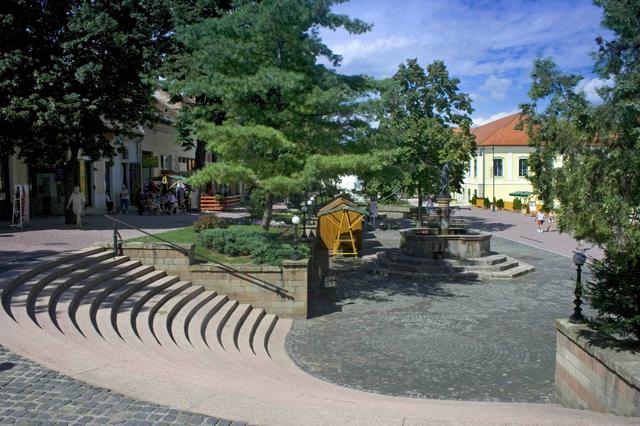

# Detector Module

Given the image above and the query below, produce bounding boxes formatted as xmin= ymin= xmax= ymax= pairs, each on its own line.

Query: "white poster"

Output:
xmin=528 ymin=201 xmax=537 ymax=212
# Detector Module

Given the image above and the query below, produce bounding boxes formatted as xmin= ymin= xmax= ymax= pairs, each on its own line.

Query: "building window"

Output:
xmin=473 ymin=158 xmax=477 ymax=177
xmin=518 ymin=158 xmax=528 ymax=177
xmin=493 ymin=158 xmax=503 ymax=177
xmin=178 ymin=157 xmax=195 ymax=172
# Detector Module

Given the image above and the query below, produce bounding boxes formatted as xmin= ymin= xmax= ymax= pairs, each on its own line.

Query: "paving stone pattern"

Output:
xmin=0 ymin=346 xmax=246 ymax=426
xmin=287 ymin=232 xmax=595 ymax=403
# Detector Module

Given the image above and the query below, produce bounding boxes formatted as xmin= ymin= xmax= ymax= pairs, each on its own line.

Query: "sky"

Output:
xmin=319 ymin=0 xmax=612 ymax=126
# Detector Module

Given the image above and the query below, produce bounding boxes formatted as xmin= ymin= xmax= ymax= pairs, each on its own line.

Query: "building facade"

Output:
xmin=1 ymin=92 xmax=201 ymax=218
xmin=456 ymin=113 xmax=536 ymax=206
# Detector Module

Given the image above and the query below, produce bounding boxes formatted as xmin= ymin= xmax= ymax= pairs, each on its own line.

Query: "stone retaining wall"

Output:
xmin=114 ymin=242 xmax=309 ymax=319
xmin=555 ymin=319 xmax=640 ymax=416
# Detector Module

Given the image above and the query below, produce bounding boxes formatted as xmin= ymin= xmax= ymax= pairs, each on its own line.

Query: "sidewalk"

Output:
xmin=456 ymin=207 xmax=604 ymax=261
xmin=0 ymin=210 xmax=248 ymax=266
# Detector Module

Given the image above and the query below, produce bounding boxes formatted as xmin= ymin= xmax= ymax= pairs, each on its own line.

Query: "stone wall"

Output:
xmin=555 ymin=319 xmax=640 ymax=416
xmin=115 ymin=242 xmax=309 ymax=319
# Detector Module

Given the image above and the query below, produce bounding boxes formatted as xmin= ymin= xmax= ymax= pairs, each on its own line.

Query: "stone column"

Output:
xmin=436 ymin=197 xmax=451 ymax=235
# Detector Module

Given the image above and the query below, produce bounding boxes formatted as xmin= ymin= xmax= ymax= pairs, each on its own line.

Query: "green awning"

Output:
xmin=509 ymin=191 xmax=533 ymax=197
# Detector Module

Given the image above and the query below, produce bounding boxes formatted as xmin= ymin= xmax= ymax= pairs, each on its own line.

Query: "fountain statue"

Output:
xmin=399 ymin=161 xmax=492 ymax=259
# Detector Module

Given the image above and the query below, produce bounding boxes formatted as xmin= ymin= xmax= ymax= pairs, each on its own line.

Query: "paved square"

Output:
xmin=286 ymin=232 xmax=592 ymax=402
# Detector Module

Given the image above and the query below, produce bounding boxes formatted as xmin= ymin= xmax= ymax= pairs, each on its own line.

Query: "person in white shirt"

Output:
xmin=66 ymin=186 xmax=85 ymax=227
xmin=536 ymin=211 xmax=545 ymax=233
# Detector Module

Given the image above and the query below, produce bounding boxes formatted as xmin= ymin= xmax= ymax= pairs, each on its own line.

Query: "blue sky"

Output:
xmin=320 ymin=0 xmax=611 ymax=125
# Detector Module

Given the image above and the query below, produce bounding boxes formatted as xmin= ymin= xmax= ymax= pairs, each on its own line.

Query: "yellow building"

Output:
xmin=455 ymin=113 xmax=540 ymax=210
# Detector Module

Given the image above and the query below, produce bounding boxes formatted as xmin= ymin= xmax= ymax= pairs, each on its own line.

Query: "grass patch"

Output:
xmin=126 ymin=224 xmax=295 ymax=265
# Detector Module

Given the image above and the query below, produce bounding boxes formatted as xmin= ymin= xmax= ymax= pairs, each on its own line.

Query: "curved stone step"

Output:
xmin=237 ymin=308 xmax=266 ymax=356
xmin=89 ymin=270 xmax=167 ymax=338
xmin=50 ymin=259 xmax=141 ymax=332
xmin=252 ymin=313 xmax=278 ymax=360
xmin=101 ymin=275 xmax=179 ymax=341
xmin=30 ymin=256 xmax=129 ymax=327
xmin=72 ymin=265 xmax=156 ymax=336
xmin=170 ymin=290 xmax=218 ymax=349
xmin=123 ymin=280 xmax=193 ymax=342
xmin=3 ymin=250 xmax=112 ymax=321
xmin=220 ymin=303 xmax=252 ymax=352
xmin=204 ymin=299 xmax=239 ymax=351
xmin=143 ymin=284 xmax=203 ymax=347
xmin=186 ymin=294 xmax=229 ymax=353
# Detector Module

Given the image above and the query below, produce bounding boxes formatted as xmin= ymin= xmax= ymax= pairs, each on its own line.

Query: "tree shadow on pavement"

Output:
xmin=456 ymin=215 xmax=515 ymax=232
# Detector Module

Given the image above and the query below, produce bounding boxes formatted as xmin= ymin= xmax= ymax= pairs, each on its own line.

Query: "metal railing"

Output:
xmin=105 ymin=215 xmax=190 ymax=257
xmin=103 ymin=214 xmax=293 ymax=299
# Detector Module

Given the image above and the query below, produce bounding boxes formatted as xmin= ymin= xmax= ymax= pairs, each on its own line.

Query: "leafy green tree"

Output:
xmin=161 ymin=0 xmax=231 ymax=171
xmin=0 ymin=0 xmax=173 ymax=223
xmin=520 ymin=0 xmax=640 ymax=339
xmin=376 ymin=59 xmax=475 ymax=225
xmin=180 ymin=0 xmax=377 ymax=229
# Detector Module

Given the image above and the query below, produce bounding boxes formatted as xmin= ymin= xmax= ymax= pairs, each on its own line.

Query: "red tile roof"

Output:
xmin=471 ymin=113 xmax=528 ymax=146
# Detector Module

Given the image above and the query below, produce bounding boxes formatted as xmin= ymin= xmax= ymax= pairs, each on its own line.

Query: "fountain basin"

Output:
xmin=399 ymin=228 xmax=492 ymax=259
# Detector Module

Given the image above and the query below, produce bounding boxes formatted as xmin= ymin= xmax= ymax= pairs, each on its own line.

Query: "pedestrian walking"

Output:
xmin=66 ymin=186 xmax=85 ymax=227
xmin=536 ymin=211 xmax=545 ymax=233
xmin=546 ymin=211 xmax=555 ymax=232
xmin=119 ymin=185 xmax=130 ymax=214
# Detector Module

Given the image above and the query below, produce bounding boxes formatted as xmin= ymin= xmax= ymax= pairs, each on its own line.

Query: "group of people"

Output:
xmin=104 ymin=178 xmax=191 ymax=216
xmin=535 ymin=210 xmax=555 ymax=233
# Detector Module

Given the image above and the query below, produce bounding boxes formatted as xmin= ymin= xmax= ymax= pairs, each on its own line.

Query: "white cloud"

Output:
xmin=479 ymin=75 xmax=511 ymax=100
xmin=331 ymin=35 xmax=417 ymax=67
xmin=472 ymin=109 xmax=519 ymax=127
xmin=576 ymin=77 xmax=613 ymax=104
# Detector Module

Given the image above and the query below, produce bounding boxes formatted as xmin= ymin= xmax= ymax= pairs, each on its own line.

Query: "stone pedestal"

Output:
xmin=436 ymin=196 xmax=451 ymax=235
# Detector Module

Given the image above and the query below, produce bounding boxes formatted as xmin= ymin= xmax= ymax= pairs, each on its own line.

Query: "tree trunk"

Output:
xmin=262 ymin=193 xmax=274 ymax=231
xmin=416 ymin=189 xmax=423 ymax=228
xmin=194 ymin=139 xmax=206 ymax=171
xmin=63 ymin=147 xmax=79 ymax=225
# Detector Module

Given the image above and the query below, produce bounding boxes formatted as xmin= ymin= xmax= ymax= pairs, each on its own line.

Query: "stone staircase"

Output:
xmin=368 ymin=249 xmax=535 ymax=280
xmin=0 ymin=247 xmax=629 ymax=426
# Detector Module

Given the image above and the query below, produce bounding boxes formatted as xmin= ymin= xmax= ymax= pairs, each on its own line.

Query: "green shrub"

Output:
xmin=471 ymin=194 xmax=477 ymax=205
xmin=588 ymin=243 xmax=640 ymax=341
xmin=198 ymin=228 xmax=310 ymax=265
xmin=513 ymin=198 xmax=522 ymax=210
xmin=496 ymin=198 xmax=504 ymax=209
xmin=193 ymin=214 xmax=228 ymax=233
xmin=483 ymin=197 xmax=490 ymax=209
xmin=249 ymin=187 xmax=267 ymax=218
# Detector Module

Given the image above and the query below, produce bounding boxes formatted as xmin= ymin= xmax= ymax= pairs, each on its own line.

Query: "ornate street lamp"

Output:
xmin=569 ymin=251 xmax=587 ymax=323
xmin=291 ymin=215 xmax=301 ymax=260
xmin=308 ymin=197 xmax=314 ymax=217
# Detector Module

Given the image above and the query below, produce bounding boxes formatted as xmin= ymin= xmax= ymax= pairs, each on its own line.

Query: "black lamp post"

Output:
xmin=569 ymin=251 xmax=587 ymax=323
xmin=300 ymin=204 xmax=308 ymax=238
xmin=291 ymin=215 xmax=300 ymax=260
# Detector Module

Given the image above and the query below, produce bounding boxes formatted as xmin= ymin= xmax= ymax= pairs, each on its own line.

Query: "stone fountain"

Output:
xmin=399 ymin=162 xmax=492 ymax=260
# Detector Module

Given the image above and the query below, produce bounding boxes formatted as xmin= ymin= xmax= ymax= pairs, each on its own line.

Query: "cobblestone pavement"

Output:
xmin=286 ymin=232 xmax=595 ymax=403
xmin=0 ymin=345 xmax=246 ymax=426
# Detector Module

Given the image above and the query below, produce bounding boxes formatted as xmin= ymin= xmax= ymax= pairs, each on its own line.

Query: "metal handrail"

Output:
xmin=104 ymin=214 xmax=295 ymax=299
xmin=104 ymin=215 xmax=190 ymax=256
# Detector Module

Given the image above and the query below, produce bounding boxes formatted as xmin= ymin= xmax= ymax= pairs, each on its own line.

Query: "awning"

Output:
xmin=509 ymin=191 xmax=533 ymax=197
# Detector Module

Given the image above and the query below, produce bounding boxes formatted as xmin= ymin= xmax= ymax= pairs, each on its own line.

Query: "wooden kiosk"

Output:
xmin=317 ymin=197 xmax=367 ymax=256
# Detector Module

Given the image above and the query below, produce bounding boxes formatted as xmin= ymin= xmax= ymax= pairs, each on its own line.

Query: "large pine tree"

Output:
xmin=175 ymin=0 xmax=376 ymax=229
